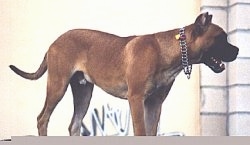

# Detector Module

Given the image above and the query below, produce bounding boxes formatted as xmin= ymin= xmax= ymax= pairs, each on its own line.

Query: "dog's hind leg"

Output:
xmin=37 ymin=61 xmax=72 ymax=136
xmin=37 ymin=75 xmax=70 ymax=136
xmin=68 ymin=72 xmax=94 ymax=136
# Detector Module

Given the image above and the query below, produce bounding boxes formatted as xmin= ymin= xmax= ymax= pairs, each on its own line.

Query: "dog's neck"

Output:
xmin=154 ymin=25 xmax=197 ymax=79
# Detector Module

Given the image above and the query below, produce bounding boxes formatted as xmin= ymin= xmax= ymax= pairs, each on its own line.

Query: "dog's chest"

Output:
xmin=154 ymin=66 xmax=182 ymax=87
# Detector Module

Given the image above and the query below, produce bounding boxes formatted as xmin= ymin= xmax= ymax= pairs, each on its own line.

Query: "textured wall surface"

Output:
xmin=200 ymin=0 xmax=250 ymax=136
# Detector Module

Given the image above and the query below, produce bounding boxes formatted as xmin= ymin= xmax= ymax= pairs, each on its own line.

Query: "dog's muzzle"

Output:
xmin=202 ymin=45 xmax=239 ymax=73
xmin=201 ymin=32 xmax=239 ymax=73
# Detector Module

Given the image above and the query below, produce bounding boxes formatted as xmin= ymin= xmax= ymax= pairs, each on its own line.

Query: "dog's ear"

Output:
xmin=193 ymin=12 xmax=213 ymax=37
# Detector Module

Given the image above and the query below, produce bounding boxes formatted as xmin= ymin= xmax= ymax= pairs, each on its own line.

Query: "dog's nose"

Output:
xmin=233 ymin=46 xmax=239 ymax=57
xmin=229 ymin=43 xmax=239 ymax=55
xmin=221 ymin=45 xmax=239 ymax=62
xmin=235 ymin=47 xmax=239 ymax=54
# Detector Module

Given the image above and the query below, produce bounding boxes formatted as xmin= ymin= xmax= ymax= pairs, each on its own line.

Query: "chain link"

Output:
xmin=179 ymin=28 xmax=192 ymax=79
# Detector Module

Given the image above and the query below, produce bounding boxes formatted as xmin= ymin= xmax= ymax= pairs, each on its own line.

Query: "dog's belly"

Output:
xmin=98 ymin=83 xmax=128 ymax=99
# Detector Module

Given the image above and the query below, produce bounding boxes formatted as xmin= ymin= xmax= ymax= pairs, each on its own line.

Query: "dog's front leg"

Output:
xmin=124 ymin=40 xmax=159 ymax=135
xmin=144 ymin=81 xmax=174 ymax=135
xmin=127 ymin=91 xmax=146 ymax=136
xmin=126 ymin=70 xmax=152 ymax=136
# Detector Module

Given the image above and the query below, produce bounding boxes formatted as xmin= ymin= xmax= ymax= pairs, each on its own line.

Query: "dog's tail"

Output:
xmin=9 ymin=53 xmax=47 ymax=80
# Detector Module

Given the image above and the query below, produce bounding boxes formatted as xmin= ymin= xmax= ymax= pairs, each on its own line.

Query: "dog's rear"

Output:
xmin=9 ymin=29 xmax=133 ymax=136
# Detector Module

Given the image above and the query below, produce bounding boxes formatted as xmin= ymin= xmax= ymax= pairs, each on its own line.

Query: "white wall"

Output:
xmin=200 ymin=0 xmax=250 ymax=136
xmin=0 ymin=0 xmax=200 ymax=138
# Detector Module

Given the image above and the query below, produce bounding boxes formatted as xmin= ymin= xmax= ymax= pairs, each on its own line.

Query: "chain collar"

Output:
xmin=175 ymin=27 xmax=192 ymax=79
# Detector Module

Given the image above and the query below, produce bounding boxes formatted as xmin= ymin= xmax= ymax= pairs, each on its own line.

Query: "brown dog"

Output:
xmin=10 ymin=12 xmax=238 ymax=136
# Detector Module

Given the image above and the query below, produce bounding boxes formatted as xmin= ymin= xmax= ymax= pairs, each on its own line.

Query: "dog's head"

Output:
xmin=192 ymin=12 xmax=239 ymax=73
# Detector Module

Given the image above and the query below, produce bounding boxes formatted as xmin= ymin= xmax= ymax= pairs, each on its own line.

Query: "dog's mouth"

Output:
xmin=203 ymin=56 xmax=225 ymax=73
